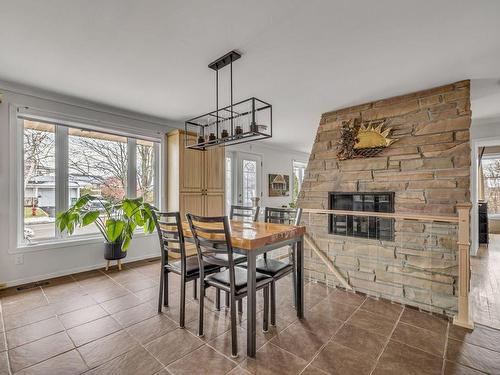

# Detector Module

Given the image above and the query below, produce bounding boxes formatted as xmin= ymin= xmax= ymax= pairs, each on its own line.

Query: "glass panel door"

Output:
xmin=236 ymin=153 xmax=262 ymax=208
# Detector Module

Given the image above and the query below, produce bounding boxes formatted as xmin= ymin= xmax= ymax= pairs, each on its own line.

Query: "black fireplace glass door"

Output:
xmin=329 ymin=192 xmax=394 ymax=241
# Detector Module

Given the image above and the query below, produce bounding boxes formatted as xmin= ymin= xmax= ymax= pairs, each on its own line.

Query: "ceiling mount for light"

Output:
xmin=185 ymin=50 xmax=272 ymax=150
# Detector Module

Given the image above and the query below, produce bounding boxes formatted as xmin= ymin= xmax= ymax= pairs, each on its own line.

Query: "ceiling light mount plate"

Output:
xmin=208 ymin=50 xmax=241 ymax=71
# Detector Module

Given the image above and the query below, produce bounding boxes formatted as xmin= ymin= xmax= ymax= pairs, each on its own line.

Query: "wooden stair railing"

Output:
xmin=301 ymin=203 xmax=473 ymax=329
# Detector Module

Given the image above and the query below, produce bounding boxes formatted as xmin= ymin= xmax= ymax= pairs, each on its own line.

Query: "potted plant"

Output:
xmin=56 ymin=194 xmax=156 ymax=262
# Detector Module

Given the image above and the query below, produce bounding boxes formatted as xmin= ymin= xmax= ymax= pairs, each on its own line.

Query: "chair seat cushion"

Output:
xmin=205 ymin=267 xmax=271 ymax=294
xmin=241 ymin=258 xmax=293 ymax=277
xmin=168 ymin=256 xmax=220 ymax=277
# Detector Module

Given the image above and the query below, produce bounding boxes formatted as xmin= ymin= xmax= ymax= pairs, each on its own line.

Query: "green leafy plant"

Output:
xmin=56 ymin=194 xmax=156 ymax=251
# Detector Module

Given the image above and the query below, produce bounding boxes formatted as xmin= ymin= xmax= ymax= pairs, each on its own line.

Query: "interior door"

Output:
xmin=236 ymin=153 xmax=262 ymax=207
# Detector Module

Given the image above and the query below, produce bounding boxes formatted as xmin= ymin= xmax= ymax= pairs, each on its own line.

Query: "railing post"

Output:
xmin=453 ymin=202 xmax=474 ymax=329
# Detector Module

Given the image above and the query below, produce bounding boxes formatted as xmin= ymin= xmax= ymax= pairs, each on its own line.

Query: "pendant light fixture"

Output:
xmin=185 ymin=50 xmax=272 ymax=150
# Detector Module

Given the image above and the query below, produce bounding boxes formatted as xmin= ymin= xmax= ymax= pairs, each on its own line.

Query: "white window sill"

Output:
xmin=11 ymin=231 xmax=156 ymax=254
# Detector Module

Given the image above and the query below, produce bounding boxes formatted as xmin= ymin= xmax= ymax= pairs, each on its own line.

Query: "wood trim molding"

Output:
xmin=302 ymin=208 xmax=460 ymax=223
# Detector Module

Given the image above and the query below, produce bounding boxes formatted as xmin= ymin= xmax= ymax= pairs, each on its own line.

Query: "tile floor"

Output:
xmin=471 ymin=234 xmax=500 ymax=330
xmin=0 ymin=259 xmax=499 ymax=375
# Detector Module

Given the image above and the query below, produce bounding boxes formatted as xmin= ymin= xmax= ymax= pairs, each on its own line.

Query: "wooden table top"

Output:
xmin=181 ymin=220 xmax=306 ymax=251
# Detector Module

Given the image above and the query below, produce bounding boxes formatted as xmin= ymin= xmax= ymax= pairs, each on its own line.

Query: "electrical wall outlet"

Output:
xmin=14 ymin=254 xmax=24 ymax=265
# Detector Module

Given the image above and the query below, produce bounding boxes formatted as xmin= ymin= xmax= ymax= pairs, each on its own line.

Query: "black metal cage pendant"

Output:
xmin=185 ymin=50 xmax=272 ymax=150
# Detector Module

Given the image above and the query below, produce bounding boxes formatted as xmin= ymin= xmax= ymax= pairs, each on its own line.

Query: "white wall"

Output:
xmin=0 ymin=81 xmax=175 ymax=287
xmin=226 ymin=142 xmax=309 ymax=209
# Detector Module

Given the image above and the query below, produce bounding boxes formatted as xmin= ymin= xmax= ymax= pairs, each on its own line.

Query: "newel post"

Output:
xmin=453 ymin=202 xmax=474 ymax=329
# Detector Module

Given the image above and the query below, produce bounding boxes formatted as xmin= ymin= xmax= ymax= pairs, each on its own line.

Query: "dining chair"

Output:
xmin=241 ymin=207 xmax=302 ymax=325
xmin=186 ymin=213 xmax=272 ymax=357
xmin=227 ymin=205 xmax=259 ymax=311
xmin=152 ymin=211 xmax=221 ymax=328
xmin=229 ymin=205 xmax=260 ymax=222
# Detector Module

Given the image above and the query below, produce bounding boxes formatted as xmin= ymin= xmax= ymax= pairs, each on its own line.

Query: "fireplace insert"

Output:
xmin=328 ymin=192 xmax=394 ymax=241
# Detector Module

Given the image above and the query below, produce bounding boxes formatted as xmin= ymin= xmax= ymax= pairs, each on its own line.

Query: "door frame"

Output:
xmin=233 ymin=151 xmax=262 ymax=207
xmin=471 ymin=135 xmax=500 ymax=255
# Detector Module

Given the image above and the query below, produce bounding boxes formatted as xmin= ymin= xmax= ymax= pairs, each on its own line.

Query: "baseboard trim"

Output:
xmin=1 ymin=252 xmax=159 ymax=289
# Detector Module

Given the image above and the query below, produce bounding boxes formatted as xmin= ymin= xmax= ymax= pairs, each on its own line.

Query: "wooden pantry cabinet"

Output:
xmin=166 ymin=129 xmax=225 ymax=219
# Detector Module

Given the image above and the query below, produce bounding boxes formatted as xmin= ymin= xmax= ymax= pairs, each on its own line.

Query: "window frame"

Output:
xmin=292 ymin=159 xmax=307 ymax=203
xmin=12 ymin=108 xmax=162 ymax=252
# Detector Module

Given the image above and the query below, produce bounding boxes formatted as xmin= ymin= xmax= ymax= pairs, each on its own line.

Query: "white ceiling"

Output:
xmin=1 ymin=0 xmax=499 ymax=153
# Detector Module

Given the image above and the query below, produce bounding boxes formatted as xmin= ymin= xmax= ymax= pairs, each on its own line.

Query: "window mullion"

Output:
xmin=55 ymin=125 xmax=68 ymax=238
xmin=127 ymin=138 xmax=137 ymax=198
xmin=153 ymin=142 xmax=160 ymax=208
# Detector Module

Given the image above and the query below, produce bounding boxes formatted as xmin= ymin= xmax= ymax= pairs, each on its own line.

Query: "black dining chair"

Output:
xmin=229 ymin=205 xmax=260 ymax=222
xmin=241 ymin=207 xmax=302 ymax=325
xmin=152 ymin=211 xmax=221 ymax=328
xmin=186 ymin=213 xmax=272 ymax=357
xmin=227 ymin=205 xmax=259 ymax=311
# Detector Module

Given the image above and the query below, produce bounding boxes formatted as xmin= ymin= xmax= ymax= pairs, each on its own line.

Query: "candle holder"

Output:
xmin=250 ymin=122 xmax=259 ymax=133
xmin=208 ymin=133 xmax=216 ymax=142
xmin=221 ymin=129 xmax=229 ymax=138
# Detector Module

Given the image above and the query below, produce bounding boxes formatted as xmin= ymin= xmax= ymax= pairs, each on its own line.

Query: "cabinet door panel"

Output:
xmin=180 ymin=192 xmax=204 ymax=218
xmin=180 ymin=133 xmax=204 ymax=191
xmin=205 ymin=192 xmax=225 ymax=216
xmin=204 ymin=146 xmax=225 ymax=192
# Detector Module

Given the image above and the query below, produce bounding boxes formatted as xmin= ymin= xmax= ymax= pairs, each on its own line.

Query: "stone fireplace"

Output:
xmin=297 ymin=80 xmax=471 ymax=316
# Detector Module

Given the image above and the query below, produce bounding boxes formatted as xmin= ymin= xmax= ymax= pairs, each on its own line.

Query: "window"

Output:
xmin=292 ymin=160 xmax=307 ymax=204
xmin=68 ymin=128 xmax=128 ymax=236
xmin=23 ymin=121 xmax=56 ymax=241
xmin=136 ymin=140 xmax=156 ymax=204
xmin=20 ymin=117 xmax=161 ymax=246
xmin=242 ymin=159 xmax=257 ymax=207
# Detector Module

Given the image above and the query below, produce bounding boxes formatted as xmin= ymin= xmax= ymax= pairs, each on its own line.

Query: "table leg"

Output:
xmin=246 ymin=252 xmax=257 ymax=357
xmin=297 ymin=236 xmax=304 ymax=319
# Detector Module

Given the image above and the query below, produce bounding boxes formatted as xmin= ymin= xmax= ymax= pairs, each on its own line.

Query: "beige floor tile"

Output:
xmin=145 ymin=328 xmax=204 ymax=366
xmin=167 ymin=345 xmax=236 ymax=375
xmin=311 ymin=341 xmax=375 ymax=375
xmin=126 ymin=314 xmax=178 ymax=345
xmin=373 ymin=340 xmax=443 ymax=375
xmin=15 ymin=350 xmax=88 ymax=375
xmin=392 ymin=321 xmax=446 ymax=357
xmin=8 ymin=332 xmax=74 ymax=372
xmin=271 ymin=323 xmax=329 ymax=361
xmin=67 ymin=316 xmax=121 ymax=346
xmin=6 ymin=317 xmax=64 ymax=349
xmin=333 ymin=323 xmax=386 ymax=360
xmin=241 ymin=342 xmax=308 ymax=375
xmin=90 ymin=347 xmax=163 ymax=375
xmin=59 ymin=304 xmax=108 ymax=329
xmin=77 ymin=330 xmax=139 ymax=369
xmin=111 ymin=302 xmax=158 ymax=327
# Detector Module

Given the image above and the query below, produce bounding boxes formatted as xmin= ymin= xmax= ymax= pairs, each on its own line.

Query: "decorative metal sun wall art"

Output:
xmin=336 ymin=118 xmax=396 ymax=160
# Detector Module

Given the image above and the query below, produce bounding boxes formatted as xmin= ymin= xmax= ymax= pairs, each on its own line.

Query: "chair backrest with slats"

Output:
xmin=229 ymin=205 xmax=260 ymax=222
xmin=186 ymin=214 xmax=237 ymax=286
xmin=152 ymin=211 xmax=186 ymax=270
xmin=264 ymin=207 xmax=303 ymax=226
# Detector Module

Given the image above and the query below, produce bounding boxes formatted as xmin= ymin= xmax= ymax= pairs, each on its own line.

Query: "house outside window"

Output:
xmin=21 ymin=118 xmax=160 ymax=245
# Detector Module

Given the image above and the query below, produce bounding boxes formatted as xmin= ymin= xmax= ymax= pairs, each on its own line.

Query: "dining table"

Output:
xmin=181 ymin=219 xmax=306 ymax=357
